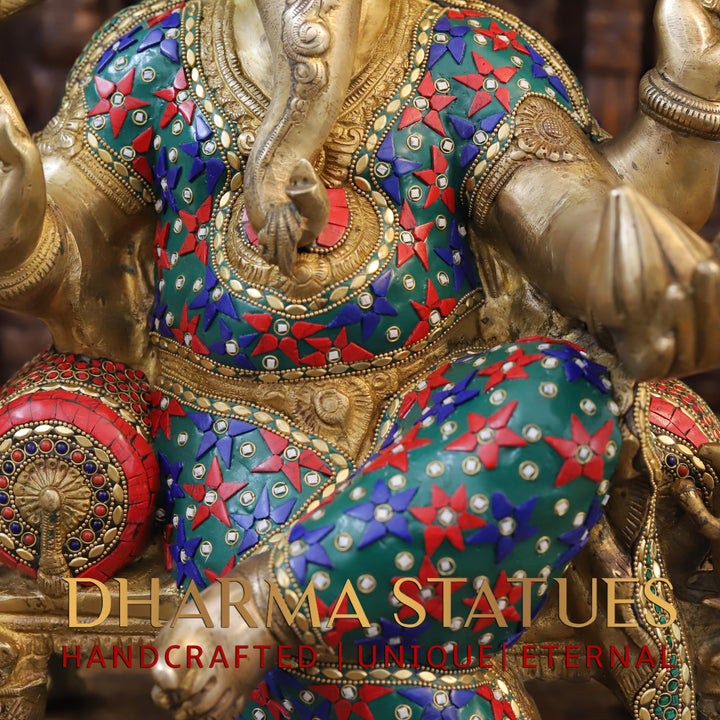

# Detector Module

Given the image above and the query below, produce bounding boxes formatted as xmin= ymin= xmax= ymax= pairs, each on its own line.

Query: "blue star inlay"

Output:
xmin=468 ymin=492 xmax=539 ymax=563
xmin=345 ymin=478 xmax=417 ymax=549
xmin=170 ymin=518 xmax=205 ymax=589
xmin=286 ymin=522 xmax=335 ymax=584
xmin=232 ymin=487 xmax=297 ymax=554
xmin=541 ymin=345 xmax=610 ymax=394
xmin=186 ymin=411 xmax=256 ymax=468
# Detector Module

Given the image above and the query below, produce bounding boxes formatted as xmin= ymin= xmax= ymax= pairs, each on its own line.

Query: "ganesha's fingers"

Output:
xmin=665 ymin=283 xmax=698 ymax=374
xmin=672 ymin=476 xmax=720 ymax=540
xmin=692 ymin=259 xmax=720 ymax=366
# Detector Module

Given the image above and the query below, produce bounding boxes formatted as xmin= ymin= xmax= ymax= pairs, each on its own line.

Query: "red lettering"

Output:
xmin=87 ymin=646 xmax=106 ymax=668
xmin=185 ymin=645 xmax=203 ymax=668
xmin=141 ymin=645 xmax=158 ymax=668
xmin=522 ymin=645 xmax=537 ymax=668
xmin=62 ymin=645 xmax=81 ymax=668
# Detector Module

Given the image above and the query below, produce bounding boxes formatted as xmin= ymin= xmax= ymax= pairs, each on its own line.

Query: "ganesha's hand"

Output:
xmin=0 ymin=108 xmax=46 ymax=269
xmin=655 ymin=0 xmax=720 ymax=100
xmin=587 ymin=185 xmax=720 ymax=379
xmin=0 ymin=0 xmax=42 ymax=22
xmin=151 ymin=552 xmax=295 ymax=720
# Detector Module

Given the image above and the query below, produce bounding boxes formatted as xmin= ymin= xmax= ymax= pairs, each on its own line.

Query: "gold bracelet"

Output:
xmin=0 ymin=199 xmax=67 ymax=300
xmin=639 ymin=68 xmax=720 ymax=140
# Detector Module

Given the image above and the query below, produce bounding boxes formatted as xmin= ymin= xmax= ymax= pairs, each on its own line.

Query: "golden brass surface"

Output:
xmin=3 ymin=0 xmax=720 ymax=719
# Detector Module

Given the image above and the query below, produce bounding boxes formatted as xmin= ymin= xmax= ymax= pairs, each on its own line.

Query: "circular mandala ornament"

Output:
xmin=0 ymin=350 xmax=159 ymax=593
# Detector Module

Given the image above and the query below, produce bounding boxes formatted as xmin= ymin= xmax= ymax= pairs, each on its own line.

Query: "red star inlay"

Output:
xmin=398 ymin=362 xmax=452 ymax=418
xmin=178 ymin=197 xmax=213 ymax=263
xmin=475 ymin=348 xmax=544 ymax=391
xmin=153 ymin=68 xmax=196 ymax=127
xmin=463 ymin=570 xmax=522 ymax=633
xmin=405 ymin=280 xmax=457 ymax=346
xmin=242 ymin=314 xmax=335 ymax=367
xmin=204 ymin=553 xmax=237 ymax=584
xmin=393 ymin=555 xmax=464 ymax=622
xmin=250 ymin=682 xmax=292 ymax=720
xmin=88 ymin=68 xmax=149 ymax=137
xmin=397 ymin=201 xmax=433 ymax=270
xmin=363 ymin=423 xmax=432 ymax=474
xmin=445 ymin=400 xmax=526 ymax=469
xmin=310 ymin=684 xmax=394 ymax=720
xmin=326 ymin=327 xmax=375 ymax=365
xmin=477 ymin=682 xmax=519 ymax=720
xmin=454 ymin=51 xmax=518 ymax=116
xmin=171 ymin=305 xmax=209 ymax=354
xmin=154 ymin=220 xmax=172 ymax=279
xmin=148 ymin=391 xmax=186 ymax=440
xmin=181 ymin=456 xmax=246 ymax=529
xmin=475 ymin=20 xmax=531 ymax=55
xmin=252 ymin=429 xmax=331 ymax=492
xmin=132 ymin=127 xmax=154 ymax=182
xmin=410 ymin=484 xmax=485 ymax=554
xmin=398 ymin=70 xmax=457 ymax=136
xmin=412 ymin=146 xmax=455 ymax=212
xmin=544 ymin=415 xmax=615 ymax=487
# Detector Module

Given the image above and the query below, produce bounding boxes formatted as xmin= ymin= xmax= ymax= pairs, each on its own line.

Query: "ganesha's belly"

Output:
xmin=150 ymin=182 xmax=485 ymax=386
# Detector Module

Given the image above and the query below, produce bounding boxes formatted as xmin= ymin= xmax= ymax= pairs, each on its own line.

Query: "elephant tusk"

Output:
xmin=672 ymin=476 xmax=720 ymax=540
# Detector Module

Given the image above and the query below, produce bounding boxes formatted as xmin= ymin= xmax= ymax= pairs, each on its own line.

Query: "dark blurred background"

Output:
xmin=0 ymin=2 xmax=707 ymax=718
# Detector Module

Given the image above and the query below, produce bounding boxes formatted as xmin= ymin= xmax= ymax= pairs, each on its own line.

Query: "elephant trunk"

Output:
xmin=245 ymin=0 xmax=362 ymax=276
xmin=672 ymin=476 xmax=720 ymax=540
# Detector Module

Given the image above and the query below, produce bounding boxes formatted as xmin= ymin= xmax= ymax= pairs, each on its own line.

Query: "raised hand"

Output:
xmin=655 ymin=0 xmax=720 ymax=99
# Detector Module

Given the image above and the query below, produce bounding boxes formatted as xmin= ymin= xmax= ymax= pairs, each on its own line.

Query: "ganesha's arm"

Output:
xmin=478 ymin=100 xmax=720 ymax=381
xmin=0 ymin=90 xmax=155 ymax=371
xmin=599 ymin=108 xmax=720 ymax=231
xmin=0 ymin=76 xmax=56 ymax=306
xmin=597 ymin=0 xmax=720 ymax=229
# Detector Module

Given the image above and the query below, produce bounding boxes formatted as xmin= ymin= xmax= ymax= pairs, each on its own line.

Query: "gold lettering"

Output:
xmin=219 ymin=578 xmax=259 ymax=628
xmin=642 ymin=577 xmax=677 ymax=627
xmin=556 ymin=577 xmax=597 ymax=628
xmin=392 ymin=577 xmax=426 ymax=628
xmin=427 ymin=577 xmax=467 ymax=627
xmin=508 ymin=577 xmax=544 ymax=627
xmin=170 ymin=581 xmax=214 ymax=628
xmin=605 ymin=578 xmax=637 ymax=628
xmin=327 ymin=580 xmax=370 ymax=628
xmin=116 ymin=577 xmax=162 ymax=628
xmin=266 ymin=580 xmax=321 ymax=627
xmin=463 ymin=579 xmax=505 ymax=629
xmin=67 ymin=578 xmax=111 ymax=628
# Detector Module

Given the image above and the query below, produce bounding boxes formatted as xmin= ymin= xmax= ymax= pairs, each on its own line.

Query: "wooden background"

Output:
xmin=0 ymin=4 xmax=713 ymax=716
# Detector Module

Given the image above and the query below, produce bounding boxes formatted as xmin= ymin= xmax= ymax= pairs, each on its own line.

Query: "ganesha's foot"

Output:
xmin=151 ymin=552 xmax=293 ymax=720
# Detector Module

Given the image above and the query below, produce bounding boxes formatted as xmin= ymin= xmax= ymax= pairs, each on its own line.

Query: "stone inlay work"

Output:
xmin=0 ymin=350 xmax=158 ymax=580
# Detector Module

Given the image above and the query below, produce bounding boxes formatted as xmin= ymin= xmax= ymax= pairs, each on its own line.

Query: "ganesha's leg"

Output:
xmin=151 ymin=400 xmax=352 ymax=719
xmin=154 ymin=401 xmax=352 ymax=591
xmin=266 ymin=337 xmax=621 ymax=655
xmin=153 ymin=337 xmax=621 ymax=719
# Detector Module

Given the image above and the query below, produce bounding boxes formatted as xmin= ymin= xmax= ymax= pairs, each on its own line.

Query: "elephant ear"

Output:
xmin=245 ymin=0 xmax=362 ymax=275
